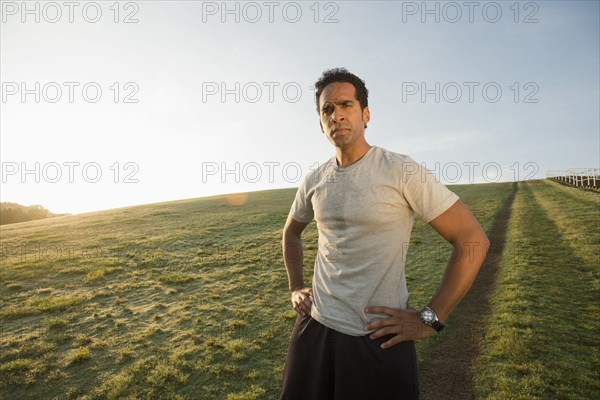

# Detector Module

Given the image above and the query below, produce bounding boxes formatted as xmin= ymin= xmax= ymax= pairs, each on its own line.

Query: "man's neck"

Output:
xmin=335 ymin=141 xmax=373 ymax=168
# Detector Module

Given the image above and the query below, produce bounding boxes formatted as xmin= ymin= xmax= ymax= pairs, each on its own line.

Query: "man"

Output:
xmin=280 ymin=68 xmax=489 ymax=400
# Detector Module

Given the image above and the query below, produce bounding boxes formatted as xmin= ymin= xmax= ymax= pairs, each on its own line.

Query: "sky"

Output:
xmin=1 ymin=0 xmax=599 ymax=215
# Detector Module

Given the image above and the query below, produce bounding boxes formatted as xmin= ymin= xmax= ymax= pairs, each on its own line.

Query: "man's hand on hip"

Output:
xmin=291 ymin=287 xmax=313 ymax=317
xmin=364 ymin=306 xmax=436 ymax=349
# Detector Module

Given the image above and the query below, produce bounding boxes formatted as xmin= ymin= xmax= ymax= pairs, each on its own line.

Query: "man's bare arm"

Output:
xmin=426 ymin=199 xmax=490 ymax=323
xmin=365 ymin=199 xmax=489 ymax=348
xmin=282 ymin=215 xmax=313 ymax=316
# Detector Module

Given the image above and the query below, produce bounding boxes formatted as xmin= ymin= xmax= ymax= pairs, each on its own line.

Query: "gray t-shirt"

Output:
xmin=289 ymin=145 xmax=459 ymax=336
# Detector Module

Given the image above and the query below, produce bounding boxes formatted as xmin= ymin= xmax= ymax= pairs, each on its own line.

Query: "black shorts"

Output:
xmin=280 ymin=314 xmax=419 ymax=400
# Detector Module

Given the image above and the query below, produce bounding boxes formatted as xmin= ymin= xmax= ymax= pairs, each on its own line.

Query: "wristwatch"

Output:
xmin=419 ymin=306 xmax=445 ymax=332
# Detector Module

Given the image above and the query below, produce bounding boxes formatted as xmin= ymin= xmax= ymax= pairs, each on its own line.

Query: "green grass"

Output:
xmin=0 ymin=182 xmax=597 ymax=399
xmin=472 ymin=180 xmax=600 ymax=399
xmin=0 ymin=189 xmax=303 ymax=399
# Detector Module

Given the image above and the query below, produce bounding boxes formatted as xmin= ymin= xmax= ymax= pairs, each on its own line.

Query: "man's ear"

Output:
xmin=363 ymin=106 xmax=371 ymax=124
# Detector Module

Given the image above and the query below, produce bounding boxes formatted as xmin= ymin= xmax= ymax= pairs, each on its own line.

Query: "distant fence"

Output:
xmin=546 ymin=168 xmax=600 ymax=189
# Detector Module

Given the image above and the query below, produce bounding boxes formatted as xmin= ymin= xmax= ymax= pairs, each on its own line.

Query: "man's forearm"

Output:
xmin=282 ymin=233 xmax=305 ymax=291
xmin=427 ymin=234 xmax=489 ymax=323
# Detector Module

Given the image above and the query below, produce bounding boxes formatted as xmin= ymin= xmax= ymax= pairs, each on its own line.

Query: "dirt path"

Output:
xmin=419 ymin=182 xmax=518 ymax=400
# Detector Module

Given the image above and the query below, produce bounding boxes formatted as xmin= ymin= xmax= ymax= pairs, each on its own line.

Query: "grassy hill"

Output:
xmin=0 ymin=181 xmax=598 ymax=399
xmin=472 ymin=180 xmax=599 ymax=399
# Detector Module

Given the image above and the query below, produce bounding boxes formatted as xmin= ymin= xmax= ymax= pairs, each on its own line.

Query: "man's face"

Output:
xmin=319 ymin=82 xmax=370 ymax=150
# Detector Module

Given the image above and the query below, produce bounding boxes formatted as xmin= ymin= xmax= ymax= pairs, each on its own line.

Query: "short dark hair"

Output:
xmin=314 ymin=67 xmax=369 ymax=113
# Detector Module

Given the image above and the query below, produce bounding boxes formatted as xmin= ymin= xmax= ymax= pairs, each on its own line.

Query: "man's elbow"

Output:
xmin=282 ymin=226 xmax=297 ymax=241
xmin=282 ymin=224 xmax=303 ymax=246
xmin=473 ymin=230 xmax=490 ymax=262
xmin=454 ymin=229 xmax=490 ymax=263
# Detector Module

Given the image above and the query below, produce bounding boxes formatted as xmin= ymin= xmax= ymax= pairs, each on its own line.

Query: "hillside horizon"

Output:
xmin=2 ymin=180 xmax=525 ymax=223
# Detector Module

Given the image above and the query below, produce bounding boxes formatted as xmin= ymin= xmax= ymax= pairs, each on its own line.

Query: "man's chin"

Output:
xmin=330 ymin=138 xmax=347 ymax=147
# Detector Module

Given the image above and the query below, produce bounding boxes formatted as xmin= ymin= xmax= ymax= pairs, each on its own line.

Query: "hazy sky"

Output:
xmin=1 ymin=0 xmax=599 ymax=214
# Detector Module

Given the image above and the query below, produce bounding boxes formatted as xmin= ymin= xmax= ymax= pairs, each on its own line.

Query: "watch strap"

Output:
xmin=430 ymin=319 xmax=445 ymax=332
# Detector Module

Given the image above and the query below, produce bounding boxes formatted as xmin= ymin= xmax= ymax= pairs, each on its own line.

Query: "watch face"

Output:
xmin=421 ymin=309 xmax=435 ymax=324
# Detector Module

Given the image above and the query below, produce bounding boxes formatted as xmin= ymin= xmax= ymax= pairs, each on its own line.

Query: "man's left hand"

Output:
xmin=364 ymin=306 xmax=436 ymax=349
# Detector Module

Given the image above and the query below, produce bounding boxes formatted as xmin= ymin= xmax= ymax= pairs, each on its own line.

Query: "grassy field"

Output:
xmin=472 ymin=180 xmax=599 ymax=399
xmin=0 ymin=181 xmax=598 ymax=399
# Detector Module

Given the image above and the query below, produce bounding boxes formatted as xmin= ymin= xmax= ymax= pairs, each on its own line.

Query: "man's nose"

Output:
xmin=330 ymin=107 xmax=346 ymax=123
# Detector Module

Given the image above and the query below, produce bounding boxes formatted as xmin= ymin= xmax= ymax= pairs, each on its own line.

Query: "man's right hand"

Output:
xmin=291 ymin=287 xmax=313 ymax=317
